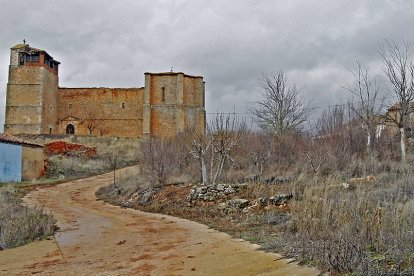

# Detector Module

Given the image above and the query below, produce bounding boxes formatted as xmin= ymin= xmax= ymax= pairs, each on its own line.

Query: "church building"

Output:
xmin=4 ymin=43 xmax=206 ymax=138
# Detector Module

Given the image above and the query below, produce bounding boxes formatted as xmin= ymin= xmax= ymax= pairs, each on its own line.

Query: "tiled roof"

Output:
xmin=0 ymin=133 xmax=43 ymax=147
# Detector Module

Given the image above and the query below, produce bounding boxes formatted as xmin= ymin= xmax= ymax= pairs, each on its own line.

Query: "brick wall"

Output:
xmin=58 ymin=87 xmax=144 ymax=137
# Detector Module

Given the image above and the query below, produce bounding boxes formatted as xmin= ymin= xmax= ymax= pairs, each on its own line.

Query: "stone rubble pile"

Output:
xmin=187 ymin=182 xmax=293 ymax=212
xmin=217 ymin=194 xmax=293 ymax=213
xmin=219 ymin=198 xmax=250 ymax=210
xmin=257 ymin=194 xmax=293 ymax=206
xmin=187 ymin=184 xmax=247 ymax=202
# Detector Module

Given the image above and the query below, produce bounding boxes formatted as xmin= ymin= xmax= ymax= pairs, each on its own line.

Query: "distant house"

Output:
xmin=377 ymin=102 xmax=414 ymax=138
xmin=0 ymin=133 xmax=44 ymax=182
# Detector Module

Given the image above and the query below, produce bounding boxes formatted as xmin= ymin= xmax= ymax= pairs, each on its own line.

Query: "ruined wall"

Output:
xmin=21 ymin=146 xmax=44 ymax=180
xmin=58 ymin=87 xmax=144 ymax=137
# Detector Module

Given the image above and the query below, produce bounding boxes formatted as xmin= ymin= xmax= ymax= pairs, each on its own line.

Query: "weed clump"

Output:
xmin=0 ymin=186 xmax=55 ymax=250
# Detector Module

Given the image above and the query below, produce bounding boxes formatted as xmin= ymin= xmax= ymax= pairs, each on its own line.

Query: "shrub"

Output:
xmin=0 ymin=186 xmax=55 ymax=250
xmin=287 ymin=174 xmax=414 ymax=274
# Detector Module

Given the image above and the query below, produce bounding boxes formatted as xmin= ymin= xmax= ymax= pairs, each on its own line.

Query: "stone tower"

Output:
xmin=143 ymin=72 xmax=206 ymax=137
xmin=4 ymin=43 xmax=60 ymax=135
xmin=4 ymin=43 xmax=206 ymax=138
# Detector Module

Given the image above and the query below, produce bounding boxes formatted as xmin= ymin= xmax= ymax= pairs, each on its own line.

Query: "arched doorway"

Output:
xmin=66 ymin=124 xmax=75 ymax=135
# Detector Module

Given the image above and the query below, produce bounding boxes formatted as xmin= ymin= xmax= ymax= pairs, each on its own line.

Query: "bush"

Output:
xmin=0 ymin=186 xmax=55 ymax=250
xmin=45 ymin=137 xmax=140 ymax=179
xmin=139 ymin=138 xmax=182 ymax=186
xmin=287 ymin=174 xmax=414 ymax=274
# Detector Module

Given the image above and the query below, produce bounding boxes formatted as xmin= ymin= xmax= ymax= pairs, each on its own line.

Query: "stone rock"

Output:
xmin=269 ymin=194 xmax=292 ymax=205
xmin=114 ymin=187 xmax=123 ymax=195
xmin=196 ymin=186 xmax=208 ymax=194
xmin=187 ymin=189 xmax=196 ymax=201
xmin=226 ymin=199 xmax=249 ymax=209
xmin=258 ymin=197 xmax=269 ymax=206
xmin=216 ymin=184 xmax=226 ymax=191
xmin=256 ymin=194 xmax=292 ymax=207
xmin=140 ymin=191 xmax=154 ymax=205
xmin=224 ymin=186 xmax=235 ymax=195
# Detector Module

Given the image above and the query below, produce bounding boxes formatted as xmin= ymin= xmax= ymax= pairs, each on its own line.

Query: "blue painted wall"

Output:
xmin=0 ymin=142 xmax=22 ymax=182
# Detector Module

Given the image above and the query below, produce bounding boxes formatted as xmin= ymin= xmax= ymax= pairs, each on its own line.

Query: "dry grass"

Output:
xmin=95 ymin=130 xmax=414 ymax=274
xmin=45 ymin=137 xmax=140 ymax=179
xmin=286 ymin=173 xmax=414 ymax=274
xmin=0 ymin=186 xmax=55 ymax=250
xmin=38 ymin=128 xmax=414 ymax=274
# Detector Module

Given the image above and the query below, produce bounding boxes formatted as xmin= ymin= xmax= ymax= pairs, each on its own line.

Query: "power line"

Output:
xmin=207 ymin=95 xmax=398 ymax=115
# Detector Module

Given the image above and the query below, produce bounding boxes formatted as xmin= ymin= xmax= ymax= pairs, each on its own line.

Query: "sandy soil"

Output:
xmin=0 ymin=167 xmax=319 ymax=275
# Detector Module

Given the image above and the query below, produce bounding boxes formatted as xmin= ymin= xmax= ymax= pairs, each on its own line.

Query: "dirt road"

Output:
xmin=0 ymin=168 xmax=319 ymax=275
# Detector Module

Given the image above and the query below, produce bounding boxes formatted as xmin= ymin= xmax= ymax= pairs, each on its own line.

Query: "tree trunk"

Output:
xmin=200 ymin=157 xmax=209 ymax=185
xmin=400 ymin=127 xmax=407 ymax=163
xmin=366 ymin=130 xmax=372 ymax=157
xmin=212 ymin=156 xmax=226 ymax=188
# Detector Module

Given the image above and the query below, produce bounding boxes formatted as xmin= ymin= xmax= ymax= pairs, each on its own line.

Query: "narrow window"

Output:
xmin=49 ymin=127 xmax=52 ymax=134
xmin=68 ymin=103 xmax=72 ymax=109
xmin=19 ymin=54 xmax=25 ymax=65
xmin=161 ymin=87 xmax=165 ymax=102
xmin=121 ymin=102 xmax=125 ymax=109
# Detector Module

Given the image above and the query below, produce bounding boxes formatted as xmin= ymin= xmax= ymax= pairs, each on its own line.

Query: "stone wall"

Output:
xmin=5 ymin=51 xmax=59 ymax=135
xmin=41 ymin=66 xmax=59 ymax=134
xmin=21 ymin=145 xmax=44 ymax=180
xmin=5 ymin=44 xmax=206 ymax=139
xmin=144 ymin=72 xmax=206 ymax=137
xmin=58 ymin=87 xmax=144 ymax=137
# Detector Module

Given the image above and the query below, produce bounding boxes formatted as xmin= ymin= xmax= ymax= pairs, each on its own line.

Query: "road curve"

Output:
xmin=0 ymin=167 xmax=319 ymax=275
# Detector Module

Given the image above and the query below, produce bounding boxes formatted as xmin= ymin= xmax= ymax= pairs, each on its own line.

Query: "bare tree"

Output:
xmin=250 ymin=71 xmax=312 ymax=135
xmin=185 ymin=113 xmax=246 ymax=187
xmin=139 ymin=138 xmax=180 ymax=187
xmin=209 ymin=113 xmax=246 ymax=187
xmin=108 ymin=151 xmax=120 ymax=185
xmin=343 ymin=60 xmax=384 ymax=156
xmin=82 ymin=109 xmax=100 ymax=135
xmin=379 ymin=40 xmax=414 ymax=162
xmin=245 ymin=133 xmax=272 ymax=178
xmin=186 ymin=128 xmax=212 ymax=186
xmin=315 ymin=104 xmax=350 ymax=136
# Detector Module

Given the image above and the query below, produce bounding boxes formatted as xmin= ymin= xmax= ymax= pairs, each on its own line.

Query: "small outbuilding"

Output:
xmin=0 ymin=133 xmax=44 ymax=182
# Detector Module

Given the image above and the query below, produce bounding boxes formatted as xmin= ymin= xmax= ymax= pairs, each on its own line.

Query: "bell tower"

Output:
xmin=4 ymin=43 xmax=60 ymax=135
xmin=143 ymin=72 xmax=206 ymax=137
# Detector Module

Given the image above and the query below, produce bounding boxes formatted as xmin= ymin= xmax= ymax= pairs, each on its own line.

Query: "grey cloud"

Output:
xmin=1 ymin=0 xmax=414 ymax=131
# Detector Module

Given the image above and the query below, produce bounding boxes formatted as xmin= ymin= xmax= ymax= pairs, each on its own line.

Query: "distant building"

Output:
xmin=0 ymin=133 xmax=44 ymax=182
xmin=4 ymin=43 xmax=206 ymax=138
xmin=374 ymin=101 xmax=414 ymax=138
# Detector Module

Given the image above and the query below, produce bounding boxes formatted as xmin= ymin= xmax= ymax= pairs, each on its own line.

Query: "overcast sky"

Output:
xmin=1 ymin=0 xmax=414 ymax=131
